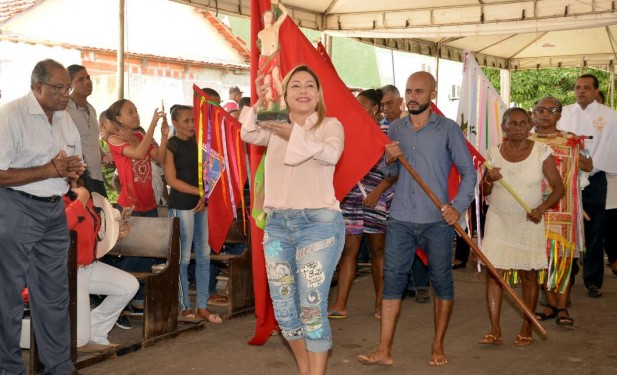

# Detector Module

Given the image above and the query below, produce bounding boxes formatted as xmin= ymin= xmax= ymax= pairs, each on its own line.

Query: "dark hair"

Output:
xmin=578 ymin=74 xmax=599 ymax=89
xmin=67 ymin=64 xmax=86 ymax=81
xmin=106 ymin=99 xmax=129 ymax=127
xmin=358 ymin=89 xmax=383 ymax=107
xmin=170 ymin=105 xmax=192 ymax=121
xmin=537 ymin=96 xmax=562 ymax=112
xmin=30 ymin=59 xmax=65 ymax=89
xmin=201 ymin=88 xmax=221 ymax=103
xmin=380 ymin=84 xmax=400 ymax=96
xmin=238 ymin=96 xmax=251 ymax=112
xmin=502 ymin=107 xmax=530 ymax=125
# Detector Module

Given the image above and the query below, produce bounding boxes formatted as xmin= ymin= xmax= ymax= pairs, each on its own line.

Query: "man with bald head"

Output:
xmin=359 ymin=71 xmax=476 ymax=367
xmin=0 ymin=59 xmax=84 ymax=374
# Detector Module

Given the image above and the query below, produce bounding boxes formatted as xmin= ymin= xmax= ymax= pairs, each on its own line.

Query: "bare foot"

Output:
xmin=358 ymin=351 xmax=393 ymax=366
xmin=429 ymin=346 xmax=448 ymax=366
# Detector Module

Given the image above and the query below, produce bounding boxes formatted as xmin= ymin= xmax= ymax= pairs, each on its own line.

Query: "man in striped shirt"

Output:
xmin=0 ymin=59 xmax=85 ymax=375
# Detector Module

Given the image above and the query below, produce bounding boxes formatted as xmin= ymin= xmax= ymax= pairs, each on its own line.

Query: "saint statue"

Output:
xmin=256 ymin=1 xmax=289 ymax=122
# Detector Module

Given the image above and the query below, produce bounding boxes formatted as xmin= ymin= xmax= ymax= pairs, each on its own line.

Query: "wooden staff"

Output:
xmin=397 ymin=155 xmax=548 ymax=337
xmin=484 ymin=162 xmax=531 ymax=213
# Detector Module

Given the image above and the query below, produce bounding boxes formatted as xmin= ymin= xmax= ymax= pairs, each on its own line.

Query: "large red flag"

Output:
xmin=193 ymin=86 xmax=248 ymax=252
xmin=248 ymin=0 xmax=390 ymax=345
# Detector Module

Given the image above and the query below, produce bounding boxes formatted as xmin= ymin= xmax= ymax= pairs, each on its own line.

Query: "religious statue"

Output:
xmin=256 ymin=1 xmax=289 ymax=122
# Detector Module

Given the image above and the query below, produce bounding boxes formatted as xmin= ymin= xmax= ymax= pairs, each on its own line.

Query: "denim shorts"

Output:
xmin=383 ymin=219 xmax=454 ymax=300
xmin=263 ymin=208 xmax=344 ymax=352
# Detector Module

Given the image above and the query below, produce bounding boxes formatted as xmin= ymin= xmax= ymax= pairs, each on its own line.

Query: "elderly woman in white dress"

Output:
xmin=479 ymin=107 xmax=564 ymax=347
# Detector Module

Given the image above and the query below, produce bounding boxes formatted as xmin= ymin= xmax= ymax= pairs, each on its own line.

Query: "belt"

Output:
xmin=6 ymin=188 xmax=62 ymax=203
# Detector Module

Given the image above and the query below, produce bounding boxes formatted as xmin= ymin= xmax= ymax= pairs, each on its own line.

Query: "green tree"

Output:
xmin=482 ymin=67 xmax=616 ymax=110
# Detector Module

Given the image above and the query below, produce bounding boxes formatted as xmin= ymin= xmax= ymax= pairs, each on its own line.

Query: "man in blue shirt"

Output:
xmin=359 ymin=72 xmax=476 ymax=367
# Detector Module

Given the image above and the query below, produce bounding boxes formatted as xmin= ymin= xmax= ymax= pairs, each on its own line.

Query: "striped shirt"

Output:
xmin=0 ymin=91 xmax=82 ymax=196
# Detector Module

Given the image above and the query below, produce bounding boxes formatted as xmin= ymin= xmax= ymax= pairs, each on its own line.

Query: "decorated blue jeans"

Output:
xmin=264 ymin=209 xmax=345 ymax=352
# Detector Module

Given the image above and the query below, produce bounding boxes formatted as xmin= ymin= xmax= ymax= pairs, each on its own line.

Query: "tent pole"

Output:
xmin=611 ymin=69 xmax=615 ymax=108
xmin=500 ymin=68 xmax=511 ymax=106
xmin=117 ymin=0 xmax=125 ymax=100
xmin=321 ymin=33 xmax=333 ymax=59
xmin=391 ymin=50 xmax=396 ymax=87
xmin=435 ymin=43 xmax=441 ymax=106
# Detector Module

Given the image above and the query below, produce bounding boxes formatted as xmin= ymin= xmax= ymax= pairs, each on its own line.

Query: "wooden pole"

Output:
xmin=397 ymin=155 xmax=548 ymax=337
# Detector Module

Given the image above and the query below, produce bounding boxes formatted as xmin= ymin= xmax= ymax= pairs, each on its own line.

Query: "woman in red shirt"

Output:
xmin=65 ymin=173 xmax=138 ymax=348
xmin=106 ymin=99 xmax=168 ymax=217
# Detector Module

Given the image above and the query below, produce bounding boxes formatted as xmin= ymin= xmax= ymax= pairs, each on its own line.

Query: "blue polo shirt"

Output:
xmin=381 ymin=112 xmax=476 ymax=223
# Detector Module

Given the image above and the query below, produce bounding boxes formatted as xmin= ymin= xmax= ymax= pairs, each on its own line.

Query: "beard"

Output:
xmin=408 ymin=101 xmax=431 ymax=115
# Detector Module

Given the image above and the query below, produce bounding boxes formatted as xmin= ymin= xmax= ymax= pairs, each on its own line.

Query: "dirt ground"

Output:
xmin=80 ymin=263 xmax=617 ymax=375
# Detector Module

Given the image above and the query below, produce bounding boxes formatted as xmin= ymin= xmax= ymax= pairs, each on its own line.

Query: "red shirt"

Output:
xmin=109 ymin=132 xmax=157 ymax=212
xmin=64 ymin=196 xmax=100 ymax=266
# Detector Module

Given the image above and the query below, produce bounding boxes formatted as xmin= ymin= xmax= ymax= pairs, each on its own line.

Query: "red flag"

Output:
xmin=248 ymin=0 xmax=389 ymax=345
xmin=193 ymin=86 xmax=248 ymax=253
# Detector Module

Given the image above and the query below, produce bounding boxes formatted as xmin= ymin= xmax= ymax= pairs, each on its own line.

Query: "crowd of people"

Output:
xmin=0 ymin=57 xmax=615 ymax=375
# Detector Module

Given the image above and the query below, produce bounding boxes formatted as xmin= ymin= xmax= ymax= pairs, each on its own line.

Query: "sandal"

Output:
xmin=556 ymin=308 xmax=574 ymax=327
xmin=196 ymin=308 xmax=223 ymax=324
xmin=479 ymin=334 xmax=503 ymax=345
xmin=514 ymin=335 xmax=533 ymax=346
xmin=178 ymin=309 xmax=203 ymax=323
xmin=327 ymin=309 xmax=347 ymax=319
xmin=535 ymin=304 xmax=558 ymax=321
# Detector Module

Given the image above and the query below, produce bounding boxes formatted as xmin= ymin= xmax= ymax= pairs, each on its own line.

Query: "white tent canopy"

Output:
xmin=173 ymin=0 xmax=617 ymax=71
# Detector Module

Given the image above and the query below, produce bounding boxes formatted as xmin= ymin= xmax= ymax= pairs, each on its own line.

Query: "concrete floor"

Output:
xmin=81 ymin=263 xmax=617 ymax=375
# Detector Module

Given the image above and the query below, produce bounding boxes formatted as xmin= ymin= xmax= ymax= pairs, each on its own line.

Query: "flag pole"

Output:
xmin=397 ymin=155 xmax=548 ymax=337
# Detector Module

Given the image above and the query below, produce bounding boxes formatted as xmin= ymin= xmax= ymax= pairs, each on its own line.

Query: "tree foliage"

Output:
xmin=482 ymin=67 xmax=616 ymax=110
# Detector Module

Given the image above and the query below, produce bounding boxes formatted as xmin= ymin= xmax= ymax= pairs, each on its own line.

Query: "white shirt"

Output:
xmin=557 ymin=101 xmax=617 ymax=174
xmin=66 ymin=98 xmax=103 ymax=181
xmin=0 ymin=91 xmax=82 ymax=196
xmin=241 ymin=109 xmax=344 ymax=212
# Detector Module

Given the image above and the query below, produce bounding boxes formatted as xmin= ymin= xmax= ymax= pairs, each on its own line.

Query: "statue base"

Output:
xmin=256 ymin=110 xmax=289 ymax=123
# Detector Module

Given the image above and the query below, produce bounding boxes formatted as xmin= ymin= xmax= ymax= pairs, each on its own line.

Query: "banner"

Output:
xmin=193 ymin=85 xmax=248 ymax=252
xmin=456 ymin=50 xmax=506 ymax=156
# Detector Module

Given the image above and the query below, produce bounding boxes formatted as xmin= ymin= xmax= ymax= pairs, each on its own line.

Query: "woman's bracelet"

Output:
xmin=483 ymin=174 xmax=493 ymax=185
xmin=50 ymin=159 xmax=62 ymax=177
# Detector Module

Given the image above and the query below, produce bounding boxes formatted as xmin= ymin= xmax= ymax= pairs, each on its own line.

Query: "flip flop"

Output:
xmin=327 ymin=309 xmax=347 ymax=319
xmin=478 ymin=334 xmax=503 ymax=345
xmin=556 ymin=308 xmax=574 ymax=327
xmin=514 ymin=335 xmax=533 ymax=346
xmin=196 ymin=308 xmax=223 ymax=324
xmin=178 ymin=309 xmax=204 ymax=323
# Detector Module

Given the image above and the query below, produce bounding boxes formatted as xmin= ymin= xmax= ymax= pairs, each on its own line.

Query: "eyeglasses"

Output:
xmin=533 ymin=107 xmax=560 ymax=115
xmin=506 ymin=120 xmax=530 ymax=128
xmin=40 ymin=82 xmax=73 ymax=95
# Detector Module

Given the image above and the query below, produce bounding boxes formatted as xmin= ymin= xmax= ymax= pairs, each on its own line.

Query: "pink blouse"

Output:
xmin=241 ymin=110 xmax=344 ymax=212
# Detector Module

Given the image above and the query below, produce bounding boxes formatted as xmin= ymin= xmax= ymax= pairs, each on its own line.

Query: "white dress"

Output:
xmin=482 ymin=142 xmax=551 ymax=270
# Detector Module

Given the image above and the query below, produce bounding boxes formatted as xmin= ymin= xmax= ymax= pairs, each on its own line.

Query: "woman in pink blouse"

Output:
xmin=241 ymin=65 xmax=345 ymax=374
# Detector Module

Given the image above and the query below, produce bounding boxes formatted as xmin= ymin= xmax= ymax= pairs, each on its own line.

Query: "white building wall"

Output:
xmin=1 ymin=0 xmax=246 ymax=65
xmin=375 ymin=48 xmax=463 ymax=121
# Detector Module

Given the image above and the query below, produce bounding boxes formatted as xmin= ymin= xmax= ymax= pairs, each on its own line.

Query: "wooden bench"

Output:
xmin=210 ymin=209 xmax=254 ymax=319
xmin=107 ymin=216 xmax=181 ymax=344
